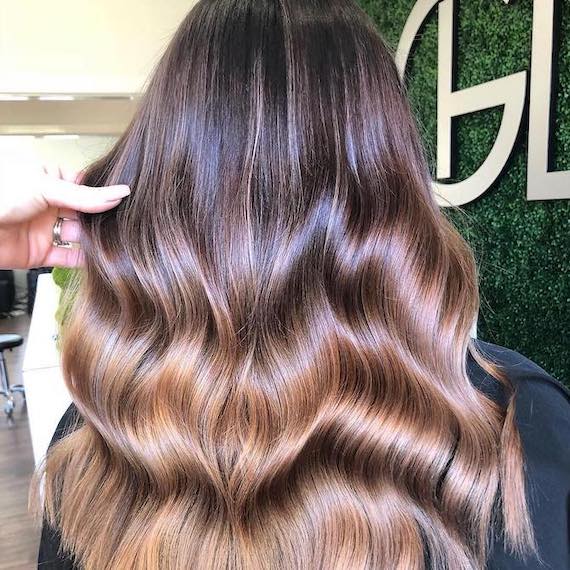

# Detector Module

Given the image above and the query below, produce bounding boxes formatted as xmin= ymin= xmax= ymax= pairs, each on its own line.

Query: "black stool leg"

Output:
xmin=0 ymin=349 xmax=16 ymax=420
xmin=9 ymin=348 xmax=25 ymax=402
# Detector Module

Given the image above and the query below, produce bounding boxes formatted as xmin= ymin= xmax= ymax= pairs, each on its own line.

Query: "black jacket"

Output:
xmin=37 ymin=339 xmax=570 ymax=569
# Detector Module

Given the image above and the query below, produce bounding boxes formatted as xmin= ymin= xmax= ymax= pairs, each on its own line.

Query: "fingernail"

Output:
xmin=107 ymin=185 xmax=131 ymax=198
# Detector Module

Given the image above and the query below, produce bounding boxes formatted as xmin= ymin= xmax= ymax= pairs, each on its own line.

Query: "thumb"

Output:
xmin=40 ymin=176 xmax=131 ymax=214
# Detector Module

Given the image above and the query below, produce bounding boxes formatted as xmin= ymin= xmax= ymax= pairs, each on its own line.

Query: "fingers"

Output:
xmin=48 ymin=206 xmax=83 ymax=268
xmin=60 ymin=166 xmax=80 ymax=184
xmin=41 ymin=176 xmax=131 ymax=214
xmin=43 ymin=163 xmax=83 ymax=185
xmin=57 ymin=208 xmax=79 ymax=220
xmin=42 ymin=164 xmax=61 ymax=178
xmin=39 ymin=162 xmax=130 ymax=213
xmin=58 ymin=166 xmax=86 ymax=186
xmin=58 ymin=218 xmax=81 ymax=242
xmin=43 ymin=244 xmax=85 ymax=269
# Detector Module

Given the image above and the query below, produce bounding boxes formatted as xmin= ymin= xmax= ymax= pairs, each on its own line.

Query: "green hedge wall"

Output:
xmin=358 ymin=0 xmax=569 ymax=383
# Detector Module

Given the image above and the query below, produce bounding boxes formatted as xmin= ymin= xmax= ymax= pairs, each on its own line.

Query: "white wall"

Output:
xmin=0 ymin=134 xmax=116 ymax=172
xmin=0 ymin=0 xmax=199 ymax=94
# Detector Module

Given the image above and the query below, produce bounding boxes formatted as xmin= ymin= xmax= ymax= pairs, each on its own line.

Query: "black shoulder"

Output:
xmin=469 ymin=340 xmax=570 ymax=569
xmin=467 ymin=339 xmax=570 ymax=454
xmin=48 ymin=402 xmax=83 ymax=451
xmin=39 ymin=403 xmax=84 ymax=570
xmin=467 ymin=339 xmax=570 ymax=405
xmin=38 ymin=523 xmax=79 ymax=570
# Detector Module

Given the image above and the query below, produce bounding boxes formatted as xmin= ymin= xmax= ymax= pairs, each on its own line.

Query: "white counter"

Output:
xmin=22 ymin=273 xmax=71 ymax=467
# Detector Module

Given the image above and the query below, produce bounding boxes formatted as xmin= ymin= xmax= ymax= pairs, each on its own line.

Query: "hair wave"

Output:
xmin=31 ymin=1 xmax=537 ymax=568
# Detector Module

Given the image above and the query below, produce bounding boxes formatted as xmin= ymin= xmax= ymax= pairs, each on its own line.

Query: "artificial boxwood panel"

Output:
xmin=358 ymin=0 xmax=569 ymax=383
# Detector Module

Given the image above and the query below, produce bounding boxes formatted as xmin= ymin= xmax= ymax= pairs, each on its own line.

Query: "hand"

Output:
xmin=0 ymin=162 xmax=130 ymax=269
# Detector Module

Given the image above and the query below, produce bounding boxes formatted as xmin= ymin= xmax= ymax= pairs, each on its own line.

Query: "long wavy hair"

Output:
xmin=30 ymin=0 xmax=538 ymax=568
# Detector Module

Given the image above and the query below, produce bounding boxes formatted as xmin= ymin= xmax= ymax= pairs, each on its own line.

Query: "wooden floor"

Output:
xmin=0 ymin=313 xmax=41 ymax=570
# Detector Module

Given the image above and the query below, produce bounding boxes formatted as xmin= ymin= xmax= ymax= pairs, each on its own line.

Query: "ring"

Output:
xmin=52 ymin=216 xmax=73 ymax=249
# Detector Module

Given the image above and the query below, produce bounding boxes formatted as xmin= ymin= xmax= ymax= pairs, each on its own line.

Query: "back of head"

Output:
xmin=35 ymin=1 xmax=536 ymax=568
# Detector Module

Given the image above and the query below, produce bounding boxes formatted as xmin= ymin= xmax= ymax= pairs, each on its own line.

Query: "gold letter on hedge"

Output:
xmin=527 ymin=0 xmax=570 ymax=200
xmin=396 ymin=0 xmax=527 ymax=206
